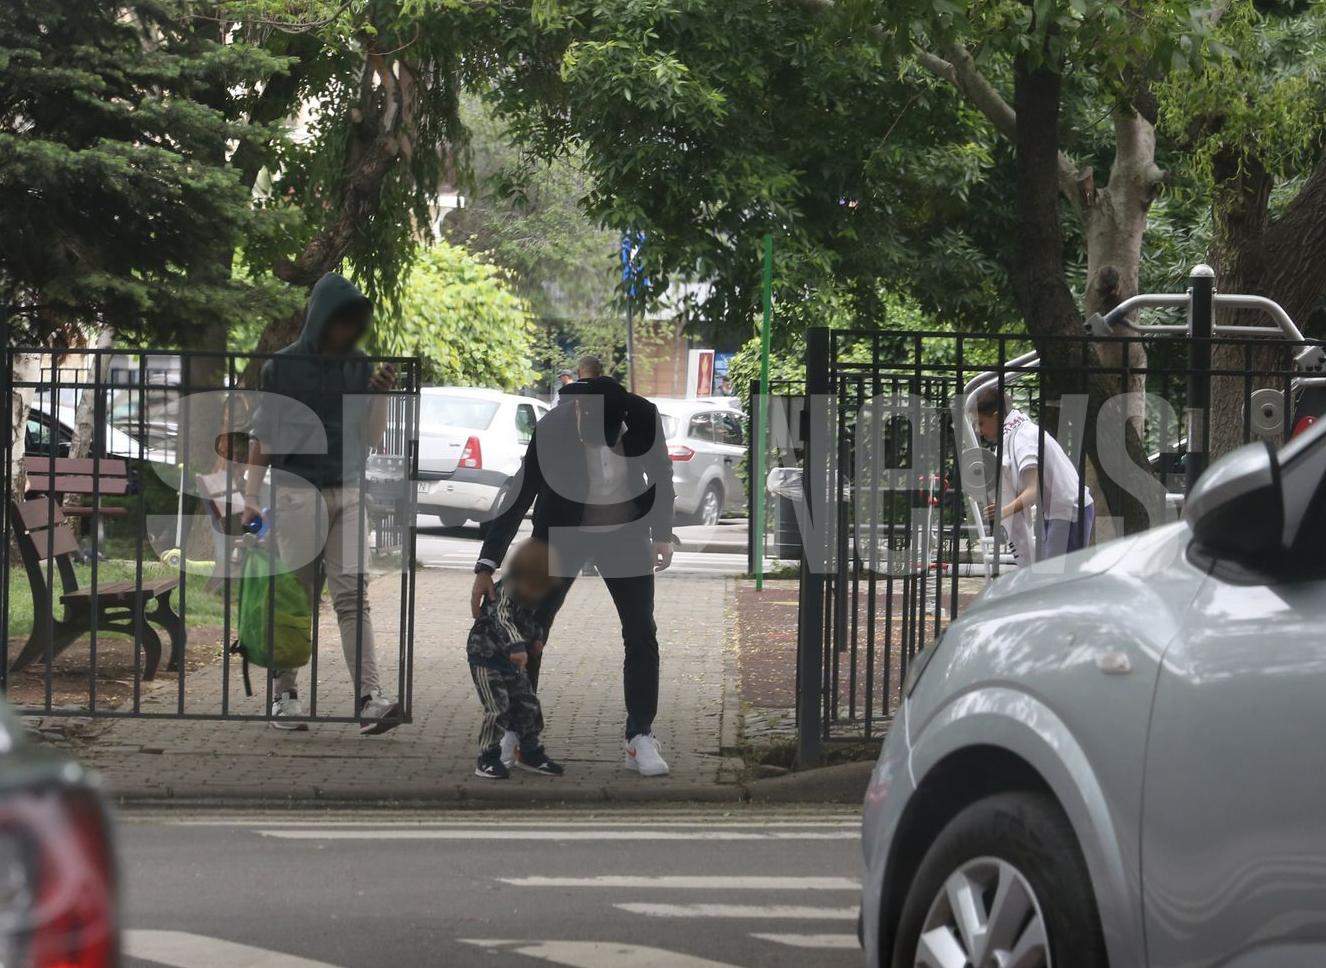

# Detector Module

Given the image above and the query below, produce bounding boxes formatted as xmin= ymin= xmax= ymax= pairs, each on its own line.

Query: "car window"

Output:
xmin=714 ymin=412 xmax=744 ymax=446
xmin=515 ymin=404 xmax=537 ymax=444
xmin=660 ymin=414 xmax=680 ymax=439
xmin=421 ymin=395 xmax=500 ymax=430
xmin=689 ymin=413 xmax=715 ymax=442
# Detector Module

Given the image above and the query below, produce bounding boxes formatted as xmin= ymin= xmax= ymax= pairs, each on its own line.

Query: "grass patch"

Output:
xmin=6 ymin=559 xmax=229 ymax=637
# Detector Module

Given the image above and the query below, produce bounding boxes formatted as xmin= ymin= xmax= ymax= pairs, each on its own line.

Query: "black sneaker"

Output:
xmin=474 ymin=753 xmax=510 ymax=780
xmin=516 ymin=749 xmax=565 ymax=777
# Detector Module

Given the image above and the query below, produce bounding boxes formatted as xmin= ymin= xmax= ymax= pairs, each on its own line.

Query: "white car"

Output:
xmin=416 ymin=387 xmax=549 ymax=529
xmin=652 ymin=398 xmax=746 ymax=526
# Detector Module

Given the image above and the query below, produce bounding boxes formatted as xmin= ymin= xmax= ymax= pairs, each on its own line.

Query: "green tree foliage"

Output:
xmin=370 ymin=241 xmax=536 ymax=389
xmin=0 ymin=0 xmax=288 ymax=343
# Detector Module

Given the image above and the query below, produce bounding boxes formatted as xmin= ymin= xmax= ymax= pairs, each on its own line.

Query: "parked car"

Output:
xmin=26 ymin=404 xmax=165 ymax=465
xmin=861 ymin=418 xmax=1326 ymax=967
xmin=416 ymin=387 xmax=549 ymax=529
xmin=0 ymin=700 xmax=119 ymax=966
xmin=652 ymin=398 xmax=746 ymax=526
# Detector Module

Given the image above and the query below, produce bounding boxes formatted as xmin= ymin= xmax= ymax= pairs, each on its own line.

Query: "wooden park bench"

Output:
xmin=8 ymin=497 xmax=183 ymax=680
xmin=23 ymin=456 xmax=134 ymax=515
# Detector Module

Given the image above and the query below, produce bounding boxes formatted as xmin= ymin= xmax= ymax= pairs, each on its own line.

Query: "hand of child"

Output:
xmin=510 ymin=650 xmax=528 ymax=671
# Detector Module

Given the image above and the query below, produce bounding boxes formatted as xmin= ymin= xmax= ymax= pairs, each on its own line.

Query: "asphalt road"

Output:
xmin=413 ymin=517 xmax=755 ymax=577
xmin=116 ymin=807 xmax=864 ymax=968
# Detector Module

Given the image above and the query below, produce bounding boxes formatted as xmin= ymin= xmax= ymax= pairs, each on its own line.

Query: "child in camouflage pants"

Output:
xmin=467 ymin=539 xmax=565 ymax=779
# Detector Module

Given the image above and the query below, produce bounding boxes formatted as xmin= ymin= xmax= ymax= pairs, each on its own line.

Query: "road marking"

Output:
xmin=169 ymin=818 xmax=860 ymax=829
xmin=459 ymin=940 xmax=742 ymax=967
xmin=124 ymin=930 xmax=342 ymax=968
xmin=256 ymin=829 xmax=855 ymax=841
xmin=614 ymin=903 xmax=859 ymax=920
xmin=500 ymin=876 xmax=859 ymax=890
xmin=751 ymin=933 xmax=860 ymax=949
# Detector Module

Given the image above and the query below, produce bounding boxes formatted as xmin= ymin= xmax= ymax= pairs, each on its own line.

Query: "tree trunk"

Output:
xmin=1012 ymin=52 xmax=1155 ymax=535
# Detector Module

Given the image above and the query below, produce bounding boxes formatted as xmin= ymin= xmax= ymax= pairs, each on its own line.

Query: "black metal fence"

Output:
xmin=0 ymin=345 xmax=421 ymax=723
xmin=792 ymin=273 xmax=1326 ymax=761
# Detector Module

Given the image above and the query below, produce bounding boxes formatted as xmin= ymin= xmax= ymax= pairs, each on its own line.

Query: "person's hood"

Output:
xmin=296 ymin=272 xmax=371 ymax=353
xmin=558 ymin=376 xmax=634 ymax=448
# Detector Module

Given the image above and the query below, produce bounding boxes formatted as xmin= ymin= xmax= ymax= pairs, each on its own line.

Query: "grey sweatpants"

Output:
xmin=271 ymin=485 xmax=380 ymax=700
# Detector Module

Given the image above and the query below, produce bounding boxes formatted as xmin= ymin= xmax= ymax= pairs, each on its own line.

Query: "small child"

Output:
xmin=467 ymin=538 xmax=565 ymax=779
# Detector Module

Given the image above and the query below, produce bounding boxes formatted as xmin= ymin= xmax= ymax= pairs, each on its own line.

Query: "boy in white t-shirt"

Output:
xmin=974 ymin=387 xmax=1094 ymax=562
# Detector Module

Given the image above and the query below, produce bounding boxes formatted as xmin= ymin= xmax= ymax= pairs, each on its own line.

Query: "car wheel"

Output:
xmin=436 ymin=511 xmax=469 ymax=529
xmin=892 ymin=792 xmax=1106 ymax=968
xmin=697 ymin=483 xmax=723 ymax=527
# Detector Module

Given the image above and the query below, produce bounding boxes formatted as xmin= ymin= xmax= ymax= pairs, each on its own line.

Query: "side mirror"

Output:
xmin=1184 ymin=441 xmax=1283 ymax=561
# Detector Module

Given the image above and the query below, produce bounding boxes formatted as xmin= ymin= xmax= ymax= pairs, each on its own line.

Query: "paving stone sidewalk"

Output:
xmin=55 ymin=568 xmax=743 ymax=803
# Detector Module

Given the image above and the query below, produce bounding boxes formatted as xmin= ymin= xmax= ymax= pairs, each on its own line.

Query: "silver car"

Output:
xmin=861 ymin=419 xmax=1326 ymax=967
xmin=653 ymin=398 xmax=746 ymax=526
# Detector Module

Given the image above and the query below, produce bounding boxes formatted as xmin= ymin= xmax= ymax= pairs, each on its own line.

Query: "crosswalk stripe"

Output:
xmin=614 ymin=903 xmax=859 ymax=920
xmin=751 ymin=933 xmax=860 ymax=949
xmin=460 ymin=940 xmax=741 ymax=967
xmin=170 ymin=818 xmax=859 ymax=828
xmin=500 ymin=875 xmax=859 ymax=890
xmin=256 ymin=829 xmax=855 ymax=841
xmin=124 ymin=930 xmax=342 ymax=968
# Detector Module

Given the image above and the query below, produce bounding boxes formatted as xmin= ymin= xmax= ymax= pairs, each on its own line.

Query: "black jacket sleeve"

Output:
xmin=643 ymin=407 xmax=675 ymax=542
xmin=476 ymin=426 xmax=543 ymax=569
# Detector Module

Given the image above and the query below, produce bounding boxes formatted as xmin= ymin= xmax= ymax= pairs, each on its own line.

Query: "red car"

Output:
xmin=0 ymin=701 xmax=118 ymax=967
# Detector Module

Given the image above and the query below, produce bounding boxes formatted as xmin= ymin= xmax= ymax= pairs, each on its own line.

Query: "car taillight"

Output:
xmin=668 ymin=444 xmax=695 ymax=462
xmin=1293 ymin=415 xmax=1317 ymax=438
xmin=459 ymin=436 xmax=482 ymax=469
xmin=2 ymin=788 xmax=117 ymax=968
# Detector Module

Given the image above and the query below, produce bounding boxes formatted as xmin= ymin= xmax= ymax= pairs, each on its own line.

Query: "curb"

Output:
xmin=106 ymin=763 xmax=872 ymax=810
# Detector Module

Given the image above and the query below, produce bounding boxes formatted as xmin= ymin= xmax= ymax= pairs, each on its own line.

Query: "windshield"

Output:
xmin=422 ymin=395 xmax=499 ymax=430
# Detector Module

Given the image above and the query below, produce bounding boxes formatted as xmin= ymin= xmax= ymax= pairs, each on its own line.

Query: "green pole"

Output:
xmin=754 ymin=233 xmax=773 ymax=590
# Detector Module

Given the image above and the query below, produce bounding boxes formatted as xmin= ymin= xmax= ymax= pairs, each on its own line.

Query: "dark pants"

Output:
xmin=470 ymin=663 xmax=543 ymax=758
xmin=528 ymin=526 xmax=659 ymax=739
xmin=1040 ymin=504 xmax=1096 ymax=560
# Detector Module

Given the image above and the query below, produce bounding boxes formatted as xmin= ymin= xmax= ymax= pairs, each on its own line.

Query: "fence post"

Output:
xmin=796 ymin=327 xmax=830 ymax=768
xmin=1187 ymin=264 xmax=1214 ymax=494
xmin=747 ymin=380 xmax=758 ymax=576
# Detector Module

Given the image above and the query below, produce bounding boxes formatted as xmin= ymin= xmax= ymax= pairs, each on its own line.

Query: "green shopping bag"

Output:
xmin=231 ymin=549 xmax=312 ymax=696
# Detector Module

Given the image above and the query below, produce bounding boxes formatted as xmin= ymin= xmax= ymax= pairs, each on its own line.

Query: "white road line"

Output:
xmin=169 ymin=818 xmax=860 ymax=829
xmin=751 ymin=933 xmax=861 ymax=949
xmin=256 ymin=829 xmax=856 ymax=841
xmin=500 ymin=876 xmax=859 ymax=890
xmin=459 ymin=940 xmax=742 ymax=968
xmin=124 ymin=930 xmax=343 ymax=968
xmin=614 ymin=903 xmax=859 ymax=920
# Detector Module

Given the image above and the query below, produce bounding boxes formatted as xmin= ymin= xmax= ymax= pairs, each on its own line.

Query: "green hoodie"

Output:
xmin=251 ymin=273 xmax=375 ymax=488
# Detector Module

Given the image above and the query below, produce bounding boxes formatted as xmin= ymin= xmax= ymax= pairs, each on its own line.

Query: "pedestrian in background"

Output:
xmin=974 ymin=386 xmax=1094 ymax=563
xmin=551 ymin=369 xmax=575 ymax=407
xmin=243 ymin=272 xmax=403 ymax=735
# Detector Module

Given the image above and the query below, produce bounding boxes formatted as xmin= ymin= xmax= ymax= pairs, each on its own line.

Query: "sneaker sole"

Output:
xmin=270 ymin=721 xmax=309 ymax=732
xmin=515 ymin=761 xmax=563 ymax=777
xmin=473 ymin=768 xmax=509 ymax=780
xmin=359 ymin=703 xmax=403 ymax=736
xmin=625 ymin=750 xmax=668 ymax=777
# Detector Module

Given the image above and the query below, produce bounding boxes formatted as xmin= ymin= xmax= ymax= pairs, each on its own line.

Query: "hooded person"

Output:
xmin=471 ymin=374 xmax=677 ymax=776
xmin=243 ymin=272 xmax=403 ymax=735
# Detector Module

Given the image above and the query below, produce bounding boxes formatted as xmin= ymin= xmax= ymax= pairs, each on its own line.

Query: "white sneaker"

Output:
xmin=625 ymin=733 xmax=670 ymax=777
xmin=270 ymin=691 xmax=308 ymax=731
xmin=499 ymin=730 xmax=519 ymax=768
xmin=359 ymin=690 xmax=404 ymax=736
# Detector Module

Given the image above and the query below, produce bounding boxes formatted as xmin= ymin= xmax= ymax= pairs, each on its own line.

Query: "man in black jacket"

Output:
xmin=470 ymin=376 xmax=676 ymax=776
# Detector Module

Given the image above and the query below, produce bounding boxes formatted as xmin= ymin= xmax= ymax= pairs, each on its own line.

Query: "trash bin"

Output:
xmin=766 ymin=467 xmax=803 ymax=560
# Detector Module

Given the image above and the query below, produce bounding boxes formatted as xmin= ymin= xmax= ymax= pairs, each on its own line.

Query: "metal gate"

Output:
xmin=793 ymin=267 xmax=1326 ymax=763
xmin=0 ymin=344 xmax=420 ymax=723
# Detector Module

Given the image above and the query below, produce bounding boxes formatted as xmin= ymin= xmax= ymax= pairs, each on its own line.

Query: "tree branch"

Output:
xmin=917 ymin=44 xmax=1081 ymax=201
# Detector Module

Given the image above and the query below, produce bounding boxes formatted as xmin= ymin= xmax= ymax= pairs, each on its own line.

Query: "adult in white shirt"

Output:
xmin=974 ymin=387 xmax=1094 ymax=562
